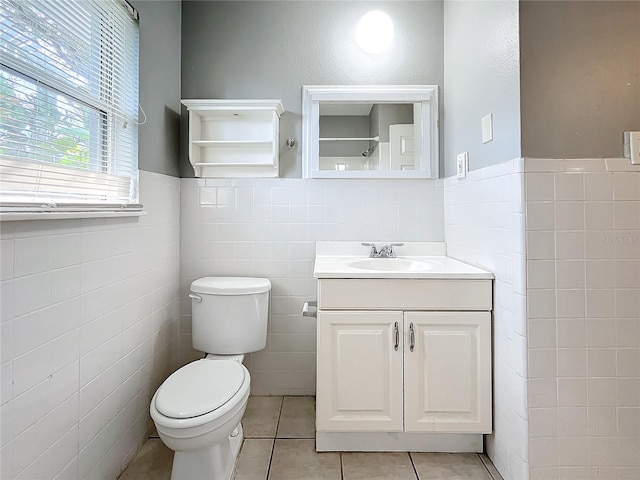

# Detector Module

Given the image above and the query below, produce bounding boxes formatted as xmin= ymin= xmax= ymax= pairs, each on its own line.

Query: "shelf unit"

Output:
xmin=181 ymin=99 xmax=284 ymax=178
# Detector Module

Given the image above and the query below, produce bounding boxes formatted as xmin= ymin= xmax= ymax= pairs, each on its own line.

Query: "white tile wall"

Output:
xmin=0 ymin=171 xmax=180 ymax=480
xmin=4 ymin=156 xmax=632 ymax=479
xmin=179 ymin=177 xmax=444 ymax=395
xmin=525 ymin=158 xmax=640 ymax=479
xmin=444 ymin=158 xmax=529 ymax=480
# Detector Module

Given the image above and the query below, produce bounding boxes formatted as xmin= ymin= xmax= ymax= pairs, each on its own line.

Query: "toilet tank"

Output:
xmin=190 ymin=277 xmax=270 ymax=355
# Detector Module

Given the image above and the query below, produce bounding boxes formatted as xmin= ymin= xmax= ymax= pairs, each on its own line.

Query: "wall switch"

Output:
xmin=481 ymin=113 xmax=493 ymax=144
xmin=623 ymin=131 xmax=640 ymax=165
xmin=456 ymin=152 xmax=468 ymax=178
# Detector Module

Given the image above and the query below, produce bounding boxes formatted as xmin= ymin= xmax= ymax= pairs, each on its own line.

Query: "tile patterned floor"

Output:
xmin=119 ymin=396 xmax=503 ymax=480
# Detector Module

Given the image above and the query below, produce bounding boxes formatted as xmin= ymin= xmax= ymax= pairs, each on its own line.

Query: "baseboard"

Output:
xmin=316 ymin=432 xmax=483 ymax=452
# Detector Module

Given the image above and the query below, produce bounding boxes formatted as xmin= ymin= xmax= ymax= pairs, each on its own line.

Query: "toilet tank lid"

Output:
xmin=191 ymin=277 xmax=271 ymax=295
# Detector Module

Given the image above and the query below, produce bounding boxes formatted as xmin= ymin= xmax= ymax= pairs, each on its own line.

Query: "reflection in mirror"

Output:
xmin=319 ymin=103 xmax=416 ymax=172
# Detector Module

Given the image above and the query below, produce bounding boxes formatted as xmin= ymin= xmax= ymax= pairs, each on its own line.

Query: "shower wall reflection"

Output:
xmin=318 ymin=103 xmax=416 ymax=172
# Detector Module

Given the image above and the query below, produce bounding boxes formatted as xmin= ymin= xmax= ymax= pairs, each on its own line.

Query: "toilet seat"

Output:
xmin=151 ymin=360 xmax=251 ymax=432
xmin=155 ymin=360 xmax=246 ymax=419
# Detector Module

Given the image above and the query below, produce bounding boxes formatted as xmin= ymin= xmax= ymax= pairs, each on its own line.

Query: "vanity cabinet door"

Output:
xmin=403 ymin=312 xmax=492 ymax=433
xmin=317 ymin=310 xmax=404 ymax=432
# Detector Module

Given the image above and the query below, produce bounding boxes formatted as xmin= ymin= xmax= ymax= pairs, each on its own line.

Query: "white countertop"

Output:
xmin=313 ymin=242 xmax=494 ymax=280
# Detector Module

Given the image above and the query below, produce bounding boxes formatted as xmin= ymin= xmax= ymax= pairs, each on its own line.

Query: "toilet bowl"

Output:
xmin=150 ymin=277 xmax=270 ymax=480
xmin=150 ymin=359 xmax=250 ymax=480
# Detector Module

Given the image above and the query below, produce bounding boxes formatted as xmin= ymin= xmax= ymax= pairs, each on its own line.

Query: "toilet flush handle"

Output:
xmin=189 ymin=293 xmax=202 ymax=303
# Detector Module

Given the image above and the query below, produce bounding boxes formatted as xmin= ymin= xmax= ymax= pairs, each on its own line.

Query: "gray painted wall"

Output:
xmin=134 ymin=0 xmax=181 ymax=177
xmin=443 ymin=0 xmax=521 ymax=177
xmin=520 ymin=1 xmax=640 ymax=159
xmin=181 ymin=0 xmax=444 ymax=178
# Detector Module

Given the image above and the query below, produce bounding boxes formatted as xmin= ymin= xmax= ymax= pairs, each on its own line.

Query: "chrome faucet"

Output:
xmin=379 ymin=243 xmax=404 ymax=258
xmin=362 ymin=242 xmax=404 ymax=258
xmin=362 ymin=242 xmax=379 ymax=257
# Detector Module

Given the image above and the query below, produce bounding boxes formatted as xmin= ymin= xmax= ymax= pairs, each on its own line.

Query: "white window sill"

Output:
xmin=0 ymin=210 xmax=146 ymax=222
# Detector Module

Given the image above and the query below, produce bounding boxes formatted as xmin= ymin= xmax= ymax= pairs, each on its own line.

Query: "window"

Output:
xmin=0 ymin=0 xmax=140 ymax=213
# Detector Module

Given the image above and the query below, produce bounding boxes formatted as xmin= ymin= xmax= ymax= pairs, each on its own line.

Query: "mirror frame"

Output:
xmin=302 ymin=85 xmax=439 ymax=179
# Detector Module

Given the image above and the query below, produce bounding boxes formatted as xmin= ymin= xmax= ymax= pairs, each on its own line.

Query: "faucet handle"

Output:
xmin=362 ymin=242 xmax=378 ymax=257
xmin=383 ymin=243 xmax=404 ymax=258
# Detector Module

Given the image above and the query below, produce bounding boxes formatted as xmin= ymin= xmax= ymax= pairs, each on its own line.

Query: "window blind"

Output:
xmin=0 ymin=0 xmax=140 ymax=211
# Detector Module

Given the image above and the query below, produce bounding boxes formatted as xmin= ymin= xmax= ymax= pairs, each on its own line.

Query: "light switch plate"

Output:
xmin=456 ymin=152 xmax=468 ymax=178
xmin=482 ymin=113 xmax=493 ymax=144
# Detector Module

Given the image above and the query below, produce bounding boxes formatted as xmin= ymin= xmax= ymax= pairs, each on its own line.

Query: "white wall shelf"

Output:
xmin=182 ymin=99 xmax=284 ymax=178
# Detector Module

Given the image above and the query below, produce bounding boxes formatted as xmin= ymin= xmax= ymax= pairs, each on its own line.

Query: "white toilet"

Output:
xmin=150 ymin=277 xmax=270 ymax=480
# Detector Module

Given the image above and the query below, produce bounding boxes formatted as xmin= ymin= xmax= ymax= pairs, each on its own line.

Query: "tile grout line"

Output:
xmin=408 ymin=452 xmax=421 ymax=480
xmin=340 ymin=452 xmax=344 ymax=480
xmin=265 ymin=396 xmax=285 ymax=480
xmin=263 ymin=438 xmax=276 ymax=480
xmin=274 ymin=396 xmax=285 ymax=439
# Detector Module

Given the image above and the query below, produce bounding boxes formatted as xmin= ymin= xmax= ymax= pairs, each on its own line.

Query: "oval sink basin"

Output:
xmin=344 ymin=258 xmax=436 ymax=272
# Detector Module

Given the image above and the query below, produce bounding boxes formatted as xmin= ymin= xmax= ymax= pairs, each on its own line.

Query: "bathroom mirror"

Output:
xmin=302 ymin=85 xmax=438 ymax=179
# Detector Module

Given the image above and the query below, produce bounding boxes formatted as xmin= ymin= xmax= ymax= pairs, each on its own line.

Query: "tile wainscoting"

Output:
xmin=179 ymin=177 xmax=444 ymax=395
xmin=444 ymin=159 xmax=529 ymax=480
xmin=0 ymin=171 xmax=181 ymax=480
xmin=445 ymin=156 xmax=640 ymax=479
xmin=525 ymin=158 xmax=640 ymax=480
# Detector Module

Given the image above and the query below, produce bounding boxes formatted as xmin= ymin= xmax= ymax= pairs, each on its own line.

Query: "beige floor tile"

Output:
xmin=276 ymin=396 xmax=315 ymax=439
xmin=234 ymin=439 xmax=274 ymax=480
xmin=411 ymin=453 xmax=492 ymax=480
xmin=268 ymin=439 xmax=341 ymax=480
xmin=342 ymin=452 xmax=417 ymax=480
xmin=148 ymin=418 xmax=158 ymax=438
xmin=243 ymin=396 xmax=283 ymax=438
xmin=118 ymin=439 xmax=173 ymax=480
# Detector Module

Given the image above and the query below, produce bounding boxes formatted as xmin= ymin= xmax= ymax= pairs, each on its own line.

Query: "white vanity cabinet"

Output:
xmin=315 ymin=278 xmax=492 ymax=442
xmin=317 ymin=310 xmax=404 ymax=432
xmin=403 ymin=311 xmax=491 ymax=433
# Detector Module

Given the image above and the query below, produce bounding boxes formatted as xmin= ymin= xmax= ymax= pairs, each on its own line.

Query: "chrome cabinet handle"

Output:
xmin=409 ymin=322 xmax=415 ymax=352
xmin=189 ymin=293 xmax=202 ymax=303
xmin=394 ymin=322 xmax=399 ymax=351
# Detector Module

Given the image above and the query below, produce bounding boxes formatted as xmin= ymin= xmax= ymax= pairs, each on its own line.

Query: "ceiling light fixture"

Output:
xmin=355 ymin=10 xmax=394 ymax=55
